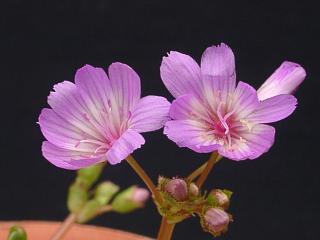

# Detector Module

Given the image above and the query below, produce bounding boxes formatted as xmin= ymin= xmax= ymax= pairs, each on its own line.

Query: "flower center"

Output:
xmin=211 ymin=102 xmax=235 ymax=147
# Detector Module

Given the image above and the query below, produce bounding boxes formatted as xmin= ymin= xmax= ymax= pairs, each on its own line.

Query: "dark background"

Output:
xmin=0 ymin=0 xmax=319 ymax=239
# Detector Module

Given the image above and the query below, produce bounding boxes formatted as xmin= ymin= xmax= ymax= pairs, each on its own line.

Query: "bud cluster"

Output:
xmin=67 ymin=164 xmax=149 ymax=223
xmin=157 ymin=176 xmax=233 ymax=237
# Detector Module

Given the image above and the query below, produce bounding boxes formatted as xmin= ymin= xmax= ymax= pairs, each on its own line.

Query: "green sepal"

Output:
xmin=222 ymin=189 xmax=233 ymax=199
xmin=7 ymin=226 xmax=27 ymax=240
xmin=207 ymin=194 xmax=219 ymax=207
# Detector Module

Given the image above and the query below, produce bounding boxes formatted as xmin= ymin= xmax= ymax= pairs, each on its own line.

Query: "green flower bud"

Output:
xmin=94 ymin=181 xmax=120 ymax=205
xmin=7 ymin=226 xmax=27 ymax=240
xmin=76 ymin=199 xmax=101 ymax=223
xmin=112 ymin=186 xmax=149 ymax=214
xmin=77 ymin=163 xmax=105 ymax=189
xmin=67 ymin=183 xmax=88 ymax=213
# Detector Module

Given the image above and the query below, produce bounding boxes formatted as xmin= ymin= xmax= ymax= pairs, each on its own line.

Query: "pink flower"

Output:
xmin=161 ymin=43 xmax=305 ymax=160
xmin=39 ymin=63 xmax=170 ymax=169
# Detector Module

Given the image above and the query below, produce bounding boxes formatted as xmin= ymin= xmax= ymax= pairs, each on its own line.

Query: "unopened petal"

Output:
xmin=160 ymin=51 xmax=202 ymax=98
xmin=248 ymin=94 xmax=297 ymax=123
xmin=257 ymin=61 xmax=306 ymax=100
xmin=129 ymin=96 xmax=171 ymax=132
xmin=106 ymin=130 xmax=145 ymax=165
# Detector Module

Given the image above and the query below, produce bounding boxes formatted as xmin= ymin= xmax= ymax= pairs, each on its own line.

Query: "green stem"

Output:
xmin=187 ymin=162 xmax=208 ymax=182
xmin=195 ymin=152 xmax=221 ymax=188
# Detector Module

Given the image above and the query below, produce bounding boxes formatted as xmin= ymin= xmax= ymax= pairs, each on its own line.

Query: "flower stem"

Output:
xmin=50 ymin=213 xmax=77 ymax=240
xmin=157 ymin=217 xmax=175 ymax=240
xmin=195 ymin=151 xmax=221 ymax=188
xmin=187 ymin=162 xmax=208 ymax=182
xmin=126 ymin=155 xmax=163 ymax=204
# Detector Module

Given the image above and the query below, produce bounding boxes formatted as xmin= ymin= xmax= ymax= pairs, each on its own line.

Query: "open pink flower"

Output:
xmin=161 ymin=43 xmax=305 ymax=160
xmin=39 ymin=63 xmax=170 ymax=169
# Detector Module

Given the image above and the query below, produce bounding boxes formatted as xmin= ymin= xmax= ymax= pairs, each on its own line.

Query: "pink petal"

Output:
xmin=47 ymin=81 xmax=106 ymax=141
xmin=164 ymin=120 xmax=220 ymax=153
xmin=169 ymin=94 xmax=211 ymax=122
xmin=202 ymin=74 xmax=236 ymax=111
xmin=231 ymin=81 xmax=260 ymax=119
xmin=257 ymin=61 xmax=306 ymax=100
xmin=74 ymin=65 xmax=114 ymax=126
xmin=201 ymin=43 xmax=236 ymax=80
xmin=106 ymin=129 xmax=145 ymax=165
xmin=42 ymin=141 xmax=103 ymax=170
xmin=218 ymin=124 xmax=275 ymax=160
xmin=129 ymin=96 xmax=171 ymax=133
xmin=160 ymin=51 xmax=202 ymax=98
xmin=108 ymin=62 xmax=141 ymax=113
xmin=248 ymin=94 xmax=297 ymax=123
xmin=39 ymin=108 xmax=97 ymax=152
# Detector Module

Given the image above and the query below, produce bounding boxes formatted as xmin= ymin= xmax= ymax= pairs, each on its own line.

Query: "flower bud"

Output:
xmin=209 ymin=189 xmax=230 ymax=209
xmin=112 ymin=186 xmax=149 ymax=213
xmin=189 ymin=182 xmax=199 ymax=197
xmin=77 ymin=199 xmax=101 ymax=223
xmin=164 ymin=178 xmax=188 ymax=201
xmin=202 ymin=208 xmax=230 ymax=236
xmin=77 ymin=163 xmax=104 ymax=189
xmin=8 ymin=226 xmax=27 ymax=240
xmin=94 ymin=181 xmax=119 ymax=205
xmin=67 ymin=183 xmax=88 ymax=213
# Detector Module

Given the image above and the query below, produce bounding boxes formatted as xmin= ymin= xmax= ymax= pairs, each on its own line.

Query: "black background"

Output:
xmin=0 ymin=0 xmax=319 ymax=239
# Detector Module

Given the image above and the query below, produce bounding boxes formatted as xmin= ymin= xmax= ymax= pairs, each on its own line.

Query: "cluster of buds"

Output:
xmin=157 ymin=177 xmax=232 ymax=237
xmin=200 ymin=189 xmax=233 ymax=237
xmin=68 ymin=164 xmax=149 ymax=223
xmin=156 ymin=177 xmax=202 ymax=223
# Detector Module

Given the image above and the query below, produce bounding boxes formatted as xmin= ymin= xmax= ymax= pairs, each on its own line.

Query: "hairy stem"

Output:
xmin=126 ymin=155 xmax=163 ymax=204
